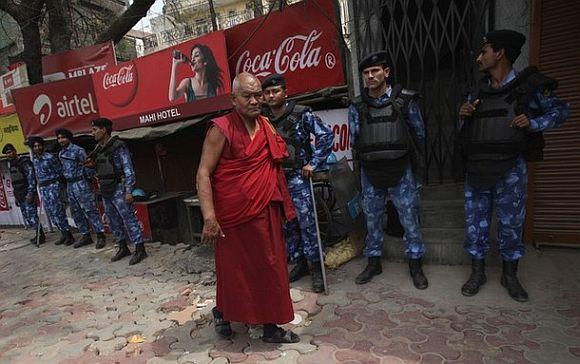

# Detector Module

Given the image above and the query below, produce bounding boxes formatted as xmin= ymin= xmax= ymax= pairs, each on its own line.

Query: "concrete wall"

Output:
xmin=494 ymin=0 xmax=532 ymax=70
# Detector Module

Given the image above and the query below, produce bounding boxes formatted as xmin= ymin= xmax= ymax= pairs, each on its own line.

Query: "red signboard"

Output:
xmin=93 ymin=31 xmax=232 ymax=130
xmin=42 ymin=42 xmax=116 ymax=82
xmin=225 ymin=0 xmax=345 ymax=95
xmin=12 ymin=75 xmax=99 ymax=136
xmin=0 ymin=177 xmax=9 ymax=211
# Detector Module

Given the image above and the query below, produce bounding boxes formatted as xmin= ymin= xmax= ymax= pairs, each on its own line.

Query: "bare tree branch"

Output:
xmin=95 ymin=0 xmax=155 ymax=44
xmin=46 ymin=0 xmax=72 ymax=53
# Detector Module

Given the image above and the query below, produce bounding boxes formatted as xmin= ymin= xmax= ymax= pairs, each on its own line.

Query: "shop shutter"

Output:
xmin=529 ymin=0 xmax=580 ymax=246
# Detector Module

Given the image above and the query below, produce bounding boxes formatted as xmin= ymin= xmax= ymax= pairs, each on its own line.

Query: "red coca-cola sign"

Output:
xmin=100 ymin=62 xmax=138 ymax=107
xmin=226 ymin=0 xmax=345 ymax=95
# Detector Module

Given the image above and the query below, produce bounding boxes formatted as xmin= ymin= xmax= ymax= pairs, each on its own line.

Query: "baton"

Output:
xmin=309 ymin=176 xmax=329 ymax=295
xmin=35 ymin=206 xmax=41 ymax=248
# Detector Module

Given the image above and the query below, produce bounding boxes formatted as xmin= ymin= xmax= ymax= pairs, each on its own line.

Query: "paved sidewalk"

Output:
xmin=1 ymin=228 xmax=579 ymax=363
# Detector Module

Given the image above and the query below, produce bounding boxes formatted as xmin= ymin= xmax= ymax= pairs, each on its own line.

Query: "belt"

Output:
xmin=65 ymin=176 xmax=85 ymax=183
xmin=39 ymin=178 xmax=58 ymax=187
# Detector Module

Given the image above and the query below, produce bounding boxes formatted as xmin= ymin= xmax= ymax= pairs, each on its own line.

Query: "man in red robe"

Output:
xmin=196 ymin=72 xmax=299 ymax=343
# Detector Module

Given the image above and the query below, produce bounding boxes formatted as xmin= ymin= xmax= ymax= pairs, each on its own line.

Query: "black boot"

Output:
xmin=129 ymin=244 xmax=148 ymax=265
xmin=310 ymin=262 xmax=325 ymax=293
xmin=461 ymin=259 xmax=487 ymax=297
xmin=63 ymin=230 xmax=75 ymax=246
xmin=95 ymin=232 xmax=106 ymax=249
xmin=501 ymin=260 xmax=529 ymax=302
xmin=111 ymin=240 xmax=131 ymax=262
xmin=55 ymin=231 xmax=67 ymax=245
xmin=212 ymin=307 xmax=232 ymax=338
xmin=289 ymin=256 xmax=309 ymax=283
xmin=409 ymin=258 xmax=428 ymax=290
xmin=355 ymin=257 xmax=382 ymax=285
xmin=73 ymin=234 xmax=94 ymax=248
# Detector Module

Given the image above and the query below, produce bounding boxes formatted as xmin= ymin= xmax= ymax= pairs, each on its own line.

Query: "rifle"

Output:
xmin=84 ymin=136 xmax=118 ymax=167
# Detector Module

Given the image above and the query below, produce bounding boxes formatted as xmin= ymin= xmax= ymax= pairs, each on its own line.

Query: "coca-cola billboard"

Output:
xmin=226 ymin=0 xmax=345 ymax=95
xmin=93 ymin=31 xmax=232 ymax=130
xmin=12 ymin=75 xmax=99 ymax=136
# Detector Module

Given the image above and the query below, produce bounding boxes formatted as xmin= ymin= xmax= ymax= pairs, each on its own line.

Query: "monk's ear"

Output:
xmin=230 ymin=93 xmax=237 ymax=107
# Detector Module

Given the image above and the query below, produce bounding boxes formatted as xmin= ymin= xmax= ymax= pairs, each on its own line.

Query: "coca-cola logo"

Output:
xmin=235 ymin=30 xmax=334 ymax=77
xmin=101 ymin=62 xmax=138 ymax=107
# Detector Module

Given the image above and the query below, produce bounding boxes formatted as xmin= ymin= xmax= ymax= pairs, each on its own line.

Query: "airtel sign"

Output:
xmin=12 ymin=75 xmax=99 ymax=136
xmin=226 ymin=0 xmax=344 ymax=95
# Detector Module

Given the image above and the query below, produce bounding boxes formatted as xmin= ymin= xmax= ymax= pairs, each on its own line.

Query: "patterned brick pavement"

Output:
xmin=1 ymin=228 xmax=579 ymax=363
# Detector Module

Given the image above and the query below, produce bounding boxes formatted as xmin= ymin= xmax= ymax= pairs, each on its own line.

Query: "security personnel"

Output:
xmin=3 ymin=143 xmax=44 ymax=244
xmin=349 ymin=51 xmax=428 ymax=289
xmin=56 ymin=129 xmax=106 ymax=249
xmin=86 ymin=118 xmax=147 ymax=265
xmin=262 ymin=73 xmax=334 ymax=293
xmin=458 ymin=30 xmax=569 ymax=302
xmin=28 ymin=136 xmax=74 ymax=246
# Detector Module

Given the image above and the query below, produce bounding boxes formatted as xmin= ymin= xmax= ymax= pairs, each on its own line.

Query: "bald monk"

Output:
xmin=196 ymin=73 xmax=300 ymax=343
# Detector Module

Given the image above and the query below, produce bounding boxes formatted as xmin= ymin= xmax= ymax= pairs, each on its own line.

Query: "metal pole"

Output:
xmin=309 ymin=177 xmax=329 ymax=295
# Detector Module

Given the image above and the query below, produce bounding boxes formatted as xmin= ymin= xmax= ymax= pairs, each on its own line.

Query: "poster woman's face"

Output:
xmin=191 ymin=47 xmax=206 ymax=72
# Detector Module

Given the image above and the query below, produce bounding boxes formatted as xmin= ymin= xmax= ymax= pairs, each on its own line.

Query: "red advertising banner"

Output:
xmin=93 ymin=31 xmax=232 ymax=130
xmin=42 ymin=42 xmax=116 ymax=82
xmin=225 ymin=0 xmax=345 ymax=96
xmin=0 ymin=176 xmax=9 ymax=211
xmin=12 ymin=75 xmax=99 ymax=136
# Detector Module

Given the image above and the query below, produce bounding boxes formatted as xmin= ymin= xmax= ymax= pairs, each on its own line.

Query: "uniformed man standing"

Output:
xmin=3 ymin=143 xmax=44 ymax=244
xmin=86 ymin=118 xmax=147 ymax=265
xmin=28 ymin=136 xmax=74 ymax=246
xmin=261 ymin=74 xmax=334 ymax=293
xmin=458 ymin=30 xmax=569 ymax=302
xmin=56 ymin=128 xmax=106 ymax=249
xmin=349 ymin=51 xmax=428 ymax=289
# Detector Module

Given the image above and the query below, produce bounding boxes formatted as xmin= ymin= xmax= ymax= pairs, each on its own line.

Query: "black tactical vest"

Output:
xmin=265 ymin=102 xmax=313 ymax=170
xmin=352 ymin=85 xmax=419 ymax=188
xmin=461 ymin=66 xmax=556 ymax=189
xmin=95 ymin=137 xmax=125 ymax=198
xmin=9 ymin=158 xmax=30 ymax=200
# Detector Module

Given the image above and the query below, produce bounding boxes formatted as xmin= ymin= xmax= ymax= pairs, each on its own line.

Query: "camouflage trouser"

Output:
xmin=361 ymin=166 xmax=425 ymax=259
xmin=284 ymin=171 xmax=321 ymax=263
xmin=102 ymin=186 xmax=144 ymax=245
xmin=39 ymin=182 xmax=70 ymax=232
xmin=464 ymin=157 xmax=527 ymax=261
xmin=17 ymin=198 xmax=38 ymax=229
xmin=67 ymin=181 xmax=104 ymax=235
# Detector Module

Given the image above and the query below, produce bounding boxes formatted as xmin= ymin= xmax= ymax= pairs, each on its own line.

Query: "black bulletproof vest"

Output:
xmin=9 ymin=158 xmax=29 ymax=200
xmin=353 ymin=85 xmax=412 ymax=188
xmin=267 ymin=102 xmax=313 ymax=170
xmin=461 ymin=67 xmax=554 ymax=189
xmin=95 ymin=138 xmax=124 ymax=198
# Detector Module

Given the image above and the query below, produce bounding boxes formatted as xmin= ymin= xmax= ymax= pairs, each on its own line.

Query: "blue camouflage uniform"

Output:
xmin=59 ymin=143 xmax=104 ymax=236
xmin=31 ymin=152 xmax=70 ymax=232
xmin=461 ymin=69 xmax=569 ymax=261
xmin=101 ymin=143 xmax=144 ymax=245
xmin=282 ymin=109 xmax=334 ymax=263
xmin=9 ymin=157 xmax=39 ymax=229
xmin=349 ymin=86 xmax=426 ymax=259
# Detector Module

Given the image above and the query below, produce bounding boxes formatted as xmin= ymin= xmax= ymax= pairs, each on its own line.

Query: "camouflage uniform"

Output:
xmin=462 ymin=70 xmax=570 ymax=261
xmin=349 ymin=86 xmax=426 ymax=258
xmin=59 ymin=143 xmax=105 ymax=236
xmin=8 ymin=157 xmax=38 ymax=228
xmin=282 ymin=110 xmax=334 ymax=263
xmin=101 ymin=144 xmax=144 ymax=245
xmin=31 ymin=152 xmax=70 ymax=232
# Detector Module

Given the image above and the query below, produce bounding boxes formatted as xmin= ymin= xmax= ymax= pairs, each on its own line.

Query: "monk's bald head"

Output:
xmin=231 ymin=73 xmax=263 ymax=120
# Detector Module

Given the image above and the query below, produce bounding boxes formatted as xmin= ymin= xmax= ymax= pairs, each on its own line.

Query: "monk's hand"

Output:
xmin=202 ymin=217 xmax=224 ymax=247
xmin=125 ymin=193 xmax=134 ymax=204
xmin=511 ymin=114 xmax=530 ymax=129
xmin=301 ymin=164 xmax=314 ymax=179
xmin=458 ymin=99 xmax=480 ymax=119
xmin=84 ymin=158 xmax=96 ymax=168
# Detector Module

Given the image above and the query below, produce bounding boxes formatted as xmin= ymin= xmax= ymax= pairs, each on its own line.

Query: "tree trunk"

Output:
xmin=20 ymin=20 xmax=44 ymax=84
xmin=251 ymin=0 xmax=263 ymax=16
xmin=208 ymin=0 xmax=218 ymax=31
xmin=47 ymin=0 xmax=72 ymax=53
xmin=95 ymin=0 xmax=155 ymax=44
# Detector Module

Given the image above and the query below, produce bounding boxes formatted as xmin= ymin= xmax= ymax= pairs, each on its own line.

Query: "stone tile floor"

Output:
xmin=1 ymin=228 xmax=579 ymax=363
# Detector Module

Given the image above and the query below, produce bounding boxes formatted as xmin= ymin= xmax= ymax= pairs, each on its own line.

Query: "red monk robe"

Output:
xmin=211 ymin=111 xmax=296 ymax=324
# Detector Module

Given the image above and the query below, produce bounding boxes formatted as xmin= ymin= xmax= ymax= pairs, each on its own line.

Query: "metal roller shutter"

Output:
xmin=527 ymin=0 xmax=580 ymax=246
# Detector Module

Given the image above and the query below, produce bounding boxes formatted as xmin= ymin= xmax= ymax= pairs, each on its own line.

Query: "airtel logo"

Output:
xmin=32 ymin=93 xmax=97 ymax=125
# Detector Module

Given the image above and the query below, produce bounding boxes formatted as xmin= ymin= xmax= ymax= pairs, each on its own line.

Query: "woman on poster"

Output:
xmin=168 ymin=44 xmax=224 ymax=102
